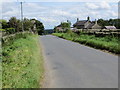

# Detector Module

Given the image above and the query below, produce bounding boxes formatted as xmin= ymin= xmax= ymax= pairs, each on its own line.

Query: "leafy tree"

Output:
xmin=8 ymin=17 xmax=17 ymax=28
xmin=23 ymin=18 xmax=33 ymax=31
xmin=54 ymin=26 xmax=57 ymax=33
xmin=111 ymin=19 xmax=120 ymax=29
xmin=8 ymin=17 xmax=21 ymax=32
xmin=61 ymin=22 xmax=70 ymax=29
xmin=98 ymin=18 xmax=120 ymax=29
xmin=0 ymin=19 xmax=8 ymax=29
xmin=61 ymin=22 xmax=71 ymax=30
xmin=16 ymin=19 xmax=22 ymax=32
xmin=97 ymin=19 xmax=108 ymax=28
xmin=34 ymin=19 xmax=44 ymax=35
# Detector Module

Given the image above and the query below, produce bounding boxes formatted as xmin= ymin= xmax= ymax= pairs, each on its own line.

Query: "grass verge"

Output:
xmin=53 ymin=33 xmax=120 ymax=54
xmin=2 ymin=35 xmax=44 ymax=88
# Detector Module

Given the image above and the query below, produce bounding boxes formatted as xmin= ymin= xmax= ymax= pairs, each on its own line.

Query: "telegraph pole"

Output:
xmin=20 ymin=2 xmax=24 ymax=32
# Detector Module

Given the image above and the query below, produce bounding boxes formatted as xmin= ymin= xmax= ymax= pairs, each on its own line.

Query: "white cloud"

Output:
xmin=24 ymin=3 xmax=46 ymax=10
xmin=3 ymin=10 xmax=18 ymax=16
xmin=86 ymin=1 xmax=111 ymax=10
xmin=40 ymin=17 xmax=58 ymax=22
xmin=100 ymin=1 xmax=110 ymax=9
xmin=52 ymin=9 xmax=85 ymax=19
xmin=86 ymin=3 xmax=99 ymax=10
xmin=107 ymin=11 xmax=118 ymax=17
xmin=52 ymin=10 xmax=71 ymax=17
xmin=2 ymin=2 xmax=20 ymax=19
xmin=1 ymin=0 xmax=15 ymax=2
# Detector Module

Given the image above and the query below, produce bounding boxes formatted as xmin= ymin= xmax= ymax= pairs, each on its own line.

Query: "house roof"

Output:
xmin=86 ymin=23 xmax=94 ymax=29
xmin=105 ymin=26 xmax=116 ymax=29
xmin=57 ymin=24 xmax=62 ymax=27
xmin=74 ymin=20 xmax=88 ymax=26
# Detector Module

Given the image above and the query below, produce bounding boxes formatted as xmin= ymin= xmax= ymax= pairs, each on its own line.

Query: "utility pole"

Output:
xmin=20 ymin=2 xmax=24 ymax=32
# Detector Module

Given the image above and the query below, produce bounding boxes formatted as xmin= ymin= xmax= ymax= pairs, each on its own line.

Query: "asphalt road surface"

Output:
xmin=40 ymin=35 xmax=118 ymax=88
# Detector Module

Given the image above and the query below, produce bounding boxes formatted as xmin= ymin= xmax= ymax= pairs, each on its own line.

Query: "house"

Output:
xmin=73 ymin=17 xmax=91 ymax=29
xmin=104 ymin=26 xmax=116 ymax=29
xmin=86 ymin=20 xmax=102 ymax=29
xmin=56 ymin=24 xmax=62 ymax=31
xmin=55 ymin=20 xmax=70 ymax=31
xmin=73 ymin=17 xmax=102 ymax=29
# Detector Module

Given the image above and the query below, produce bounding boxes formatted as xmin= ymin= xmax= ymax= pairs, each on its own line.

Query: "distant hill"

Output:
xmin=44 ymin=29 xmax=54 ymax=34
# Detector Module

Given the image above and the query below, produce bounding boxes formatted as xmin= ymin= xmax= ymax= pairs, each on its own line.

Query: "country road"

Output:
xmin=40 ymin=35 xmax=118 ymax=88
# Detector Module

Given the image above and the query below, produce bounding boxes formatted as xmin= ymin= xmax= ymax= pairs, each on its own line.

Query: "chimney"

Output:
xmin=87 ymin=16 xmax=90 ymax=21
xmin=77 ymin=18 xmax=79 ymax=22
xmin=95 ymin=19 xmax=97 ymax=24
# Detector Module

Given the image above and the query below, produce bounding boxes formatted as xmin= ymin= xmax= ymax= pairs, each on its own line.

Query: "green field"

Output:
xmin=53 ymin=32 xmax=120 ymax=54
xmin=2 ymin=35 xmax=44 ymax=88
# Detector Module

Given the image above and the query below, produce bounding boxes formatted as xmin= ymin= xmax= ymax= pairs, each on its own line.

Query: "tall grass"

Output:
xmin=2 ymin=35 xmax=44 ymax=88
xmin=53 ymin=32 xmax=120 ymax=54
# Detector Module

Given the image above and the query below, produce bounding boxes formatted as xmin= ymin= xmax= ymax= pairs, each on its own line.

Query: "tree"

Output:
xmin=8 ymin=17 xmax=17 ymax=28
xmin=16 ymin=19 xmax=21 ymax=32
xmin=0 ymin=19 xmax=8 ymax=29
xmin=110 ymin=19 xmax=120 ymax=29
xmin=97 ymin=19 xmax=108 ymax=28
xmin=61 ymin=22 xmax=71 ymax=30
xmin=23 ymin=18 xmax=33 ymax=31
xmin=54 ymin=26 xmax=57 ymax=33
xmin=8 ymin=17 xmax=21 ymax=32
xmin=34 ymin=19 xmax=44 ymax=35
xmin=97 ymin=18 xmax=120 ymax=29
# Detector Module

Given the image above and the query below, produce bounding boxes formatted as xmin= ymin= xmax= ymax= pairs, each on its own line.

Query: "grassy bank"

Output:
xmin=53 ymin=33 xmax=120 ymax=54
xmin=2 ymin=35 xmax=44 ymax=88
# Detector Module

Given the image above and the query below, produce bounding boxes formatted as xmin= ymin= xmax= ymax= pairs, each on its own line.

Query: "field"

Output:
xmin=53 ymin=32 xmax=120 ymax=54
xmin=2 ymin=35 xmax=44 ymax=88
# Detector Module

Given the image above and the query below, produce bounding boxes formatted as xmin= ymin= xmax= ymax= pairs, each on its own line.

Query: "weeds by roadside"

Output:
xmin=2 ymin=35 xmax=44 ymax=88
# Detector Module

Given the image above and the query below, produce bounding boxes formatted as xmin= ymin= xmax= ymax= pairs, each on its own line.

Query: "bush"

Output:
xmin=0 ymin=29 xmax=5 ymax=31
xmin=6 ymin=28 xmax=15 ymax=34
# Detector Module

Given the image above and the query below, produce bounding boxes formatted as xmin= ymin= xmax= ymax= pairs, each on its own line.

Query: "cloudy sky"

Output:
xmin=1 ymin=0 xmax=119 ymax=29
